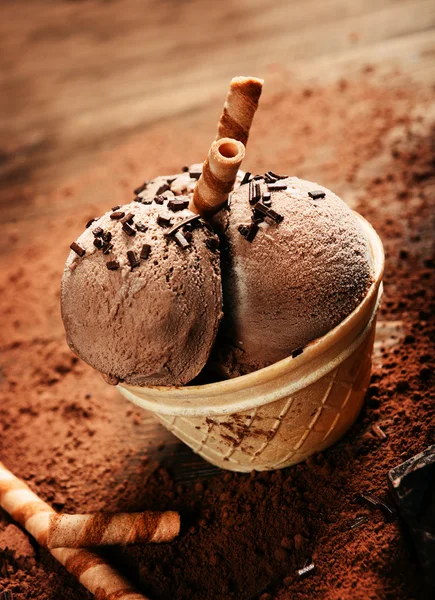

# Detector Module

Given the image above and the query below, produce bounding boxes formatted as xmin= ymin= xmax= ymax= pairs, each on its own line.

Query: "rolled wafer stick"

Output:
xmin=190 ymin=137 xmax=245 ymax=216
xmin=46 ymin=511 xmax=180 ymax=548
xmin=0 ymin=461 xmax=149 ymax=600
xmin=216 ymin=76 xmax=264 ymax=146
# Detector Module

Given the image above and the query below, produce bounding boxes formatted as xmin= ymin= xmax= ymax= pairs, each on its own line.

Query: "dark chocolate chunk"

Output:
xmin=110 ymin=211 xmax=125 ymax=220
xmin=245 ymin=223 xmax=259 ymax=242
xmin=291 ymin=347 xmax=304 ymax=358
xmin=182 ymin=165 xmax=189 ymax=172
xmin=93 ymin=238 xmax=103 ymax=249
xmin=308 ymin=190 xmax=326 ymax=200
xmin=134 ymin=183 xmax=147 ymax=195
xmin=156 ymin=183 xmax=170 ymax=195
xmin=267 ymin=209 xmax=284 ymax=223
xmin=111 ymin=205 xmax=121 ymax=211
xmin=251 ymin=215 xmax=264 ymax=225
xmin=134 ymin=196 xmax=143 ymax=203
xmin=86 ymin=218 xmax=97 ymax=228
xmin=154 ymin=195 xmax=166 ymax=205
xmin=102 ymin=231 xmax=112 ymax=243
xmin=70 ymin=242 xmax=85 ymax=257
xmin=267 ymin=183 xmax=287 ymax=191
xmin=174 ymin=231 xmax=190 ymax=249
xmin=122 ymin=222 xmax=136 ymax=236
xmin=106 ymin=260 xmax=119 ymax=270
xmin=189 ymin=170 xmax=201 ymax=180
xmin=168 ymin=199 xmax=189 ymax=212
xmin=127 ymin=250 xmax=140 ymax=269
xmin=157 ymin=215 xmax=172 ymax=228
xmin=140 ymin=244 xmax=151 ymax=260
xmin=135 ymin=222 xmax=148 ymax=233
xmin=253 ymin=202 xmax=269 ymax=217
xmin=205 ymin=237 xmax=219 ymax=251
xmin=240 ymin=172 xmax=252 ymax=186
xmin=93 ymin=227 xmax=104 ymax=237
xmin=121 ymin=212 xmax=134 ymax=224
xmin=237 ymin=224 xmax=250 ymax=238
xmin=102 ymin=242 xmax=113 ymax=255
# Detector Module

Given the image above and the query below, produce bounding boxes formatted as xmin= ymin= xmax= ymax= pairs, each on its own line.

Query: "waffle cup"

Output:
xmin=119 ymin=214 xmax=384 ymax=472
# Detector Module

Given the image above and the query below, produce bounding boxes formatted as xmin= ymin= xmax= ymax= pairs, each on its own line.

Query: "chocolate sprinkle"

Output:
xmin=135 ymin=222 xmax=148 ymax=233
xmin=102 ymin=242 xmax=113 ymax=255
xmin=85 ymin=218 xmax=97 ymax=228
xmin=168 ymin=199 xmax=189 ymax=212
xmin=122 ymin=222 xmax=136 ymax=236
xmin=291 ymin=347 xmax=304 ymax=358
xmin=93 ymin=227 xmax=103 ymax=237
xmin=156 ymin=183 xmax=170 ymax=195
xmin=165 ymin=214 xmax=201 ymax=237
xmin=154 ymin=195 xmax=165 ymax=205
xmin=174 ymin=231 xmax=190 ymax=249
xmin=102 ymin=231 xmax=112 ymax=243
xmin=308 ymin=190 xmax=326 ymax=200
xmin=110 ymin=211 xmax=125 ymax=220
xmin=134 ymin=183 xmax=147 ymax=195
xmin=121 ymin=212 xmax=134 ymax=224
xmin=245 ymin=223 xmax=259 ymax=242
xmin=93 ymin=238 xmax=103 ymax=249
xmin=140 ymin=244 xmax=151 ymax=260
xmin=70 ymin=242 xmax=85 ymax=257
xmin=240 ymin=172 xmax=252 ymax=186
xmin=267 ymin=183 xmax=287 ymax=191
xmin=127 ymin=250 xmax=140 ymax=269
xmin=157 ymin=215 xmax=172 ymax=228
xmin=106 ymin=260 xmax=119 ymax=271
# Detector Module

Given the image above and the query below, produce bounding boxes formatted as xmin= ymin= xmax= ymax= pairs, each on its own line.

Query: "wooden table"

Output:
xmin=1 ymin=0 xmax=435 ymax=219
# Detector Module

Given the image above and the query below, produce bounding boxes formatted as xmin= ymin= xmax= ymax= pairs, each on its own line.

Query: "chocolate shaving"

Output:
xmin=268 ymin=171 xmax=288 ymax=180
xmin=102 ymin=242 xmax=113 ymax=255
xmin=165 ymin=214 xmax=201 ymax=237
xmin=372 ymin=424 xmax=387 ymax=440
xmin=122 ymin=222 xmax=136 ymax=236
xmin=240 ymin=172 xmax=252 ymax=186
xmin=140 ymin=244 xmax=151 ymax=260
xmin=111 ymin=205 xmax=121 ymax=211
xmin=70 ymin=242 xmax=85 ymax=257
xmin=174 ymin=231 xmax=190 ymax=249
xmin=85 ymin=218 xmax=97 ymax=228
xmin=110 ymin=211 xmax=125 ymax=220
xmin=102 ymin=231 xmax=112 ymax=243
xmin=157 ymin=215 xmax=172 ymax=228
xmin=291 ymin=347 xmax=304 ymax=358
xmin=264 ymin=172 xmax=277 ymax=184
xmin=134 ymin=183 xmax=147 ymax=195
xmin=135 ymin=222 xmax=148 ymax=232
xmin=168 ymin=199 xmax=189 ymax=212
xmin=93 ymin=227 xmax=103 ymax=237
xmin=121 ymin=212 xmax=134 ymax=224
xmin=267 ymin=183 xmax=287 ymax=191
xmin=106 ymin=260 xmax=119 ymax=270
xmin=205 ymin=237 xmax=219 ymax=251
xmin=154 ymin=195 xmax=165 ymax=205
xmin=253 ymin=175 xmax=263 ymax=181
xmin=297 ymin=563 xmax=315 ymax=578
xmin=93 ymin=238 xmax=103 ymax=249
xmin=156 ymin=183 xmax=170 ymax=195
xmin=308 ymin=190 xmax=326 ymax=200
xmin=127 ymin=250 xmax=140 ymax=269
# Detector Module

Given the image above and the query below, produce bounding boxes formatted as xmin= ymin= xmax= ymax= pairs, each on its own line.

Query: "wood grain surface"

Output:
xmin=1 ymin=0 xmax=435 ymax=218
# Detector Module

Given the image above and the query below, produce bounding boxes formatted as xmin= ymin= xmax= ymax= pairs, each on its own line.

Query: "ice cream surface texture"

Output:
xmin=211 ymin=175 xmax=374 ymax=377
xmin=61 ymin=170 xmax=223 ymax=386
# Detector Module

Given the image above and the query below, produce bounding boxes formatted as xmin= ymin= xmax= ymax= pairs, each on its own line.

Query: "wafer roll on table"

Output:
xmin=216 ymin=76 xmax=264 ymax=145
xmin=190 ymin=137 xmax=245 ymax=216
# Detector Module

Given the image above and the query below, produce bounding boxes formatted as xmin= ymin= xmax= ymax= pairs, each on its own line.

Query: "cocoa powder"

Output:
xmin=0 ymin=69 xmax=434 ymax=599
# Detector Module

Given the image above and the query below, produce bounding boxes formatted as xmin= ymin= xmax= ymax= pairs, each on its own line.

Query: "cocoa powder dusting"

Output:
xmin=0 ymin=70 xmax=434 ymax=599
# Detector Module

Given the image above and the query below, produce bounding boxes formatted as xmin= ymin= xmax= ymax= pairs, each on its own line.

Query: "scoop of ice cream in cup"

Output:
xmin=61 ymin=76 xmax=384 ymax=471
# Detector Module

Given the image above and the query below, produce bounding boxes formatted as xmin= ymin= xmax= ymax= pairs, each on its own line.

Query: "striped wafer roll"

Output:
xmin=216 ymin=76 xmax=263 ymax=146
xmin=190 ymin=137 xmax=245 ymax=216
xmin=0 ymin=462 xmax=149 ymax=600
xmin=46 ymin=511 xmax=180 ymax=549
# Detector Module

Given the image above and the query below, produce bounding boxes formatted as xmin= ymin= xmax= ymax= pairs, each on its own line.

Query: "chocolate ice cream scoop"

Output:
xmin=211 ymin=175 xmax=375 ymax=377
xmin=61 ymin=194 xmax=223 ymax=386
